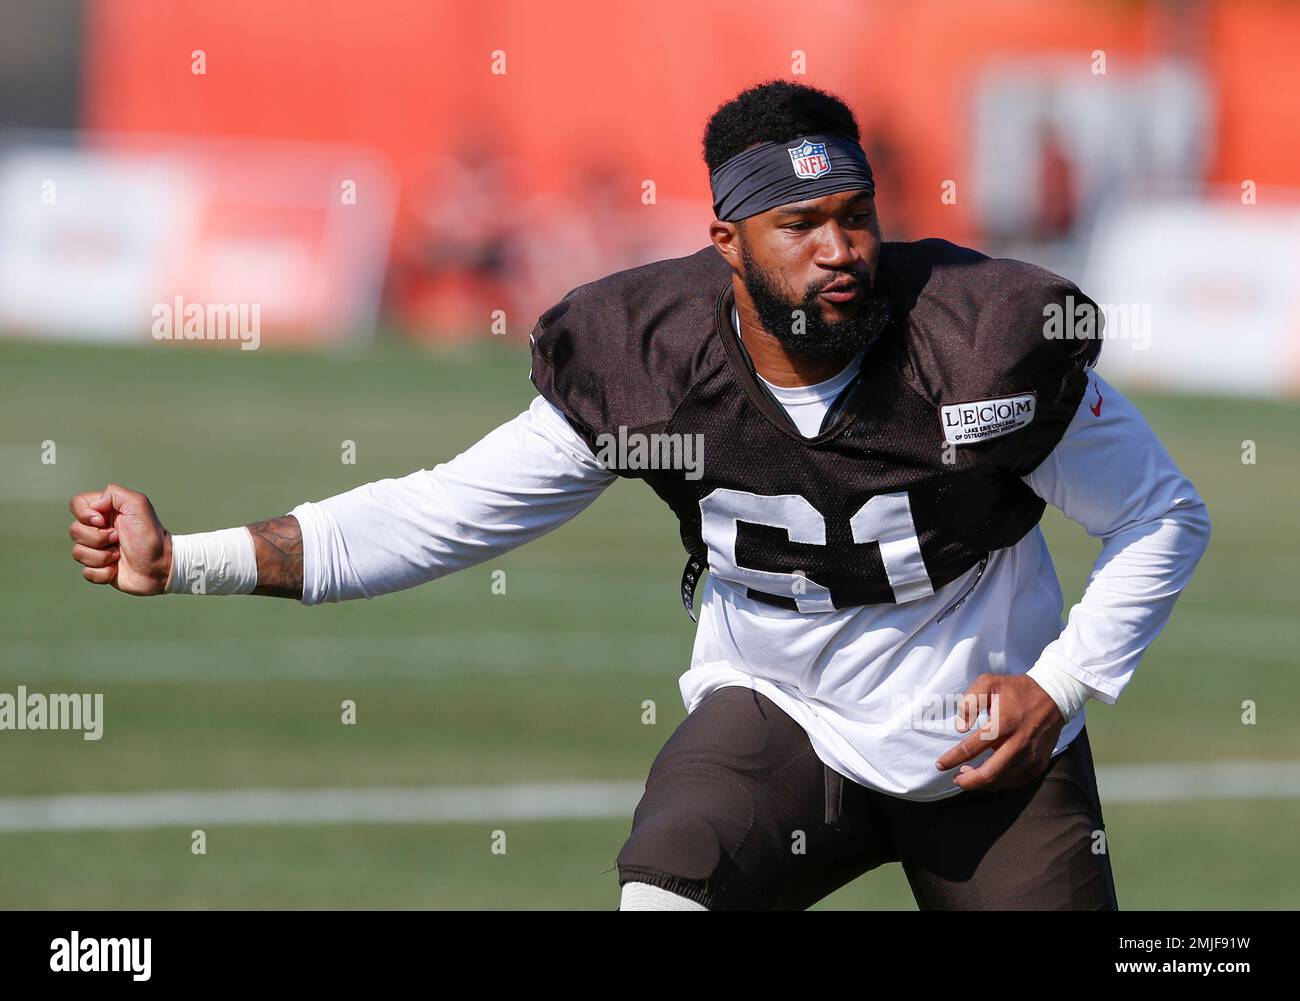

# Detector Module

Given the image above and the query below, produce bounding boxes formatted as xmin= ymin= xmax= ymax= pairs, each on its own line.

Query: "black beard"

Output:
xmin=739 ymin=243 xmax=892 ymax=362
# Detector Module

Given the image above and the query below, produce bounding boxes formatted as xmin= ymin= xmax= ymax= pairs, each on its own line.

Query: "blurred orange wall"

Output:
xmin=83 ymin=0 xmax=1300 ymax=241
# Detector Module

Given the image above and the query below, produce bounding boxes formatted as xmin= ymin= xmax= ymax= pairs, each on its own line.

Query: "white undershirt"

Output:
xmin=289 ymin=351 xmax=1211 ymax=801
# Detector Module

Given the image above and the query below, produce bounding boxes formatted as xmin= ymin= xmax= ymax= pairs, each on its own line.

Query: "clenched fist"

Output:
xmin=68 ymin=484 xmax=173 ymax=596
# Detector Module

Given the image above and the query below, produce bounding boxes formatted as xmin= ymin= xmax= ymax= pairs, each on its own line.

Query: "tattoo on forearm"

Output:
xmin=247 ymin=516 xmax=304 ymax=599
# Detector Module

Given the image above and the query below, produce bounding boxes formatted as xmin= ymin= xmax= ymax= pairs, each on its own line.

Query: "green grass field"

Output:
xmin=0 ymin=336 xmax=1296 ymax=909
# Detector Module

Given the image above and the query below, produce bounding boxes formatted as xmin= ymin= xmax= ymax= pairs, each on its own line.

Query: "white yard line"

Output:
xmin=1096 ymin=760 xmax=1300 ymax=802
xmin=0 ymin=781 xmax=646 ymax=833
xmin=0 ymin=630 xmax=680 ymax=681
xmin=1 ymin=761 xmax=1299 ymax=833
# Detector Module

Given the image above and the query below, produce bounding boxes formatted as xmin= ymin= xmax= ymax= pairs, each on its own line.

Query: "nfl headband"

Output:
xmin=709 ymin=132 xmax=875 ymax=222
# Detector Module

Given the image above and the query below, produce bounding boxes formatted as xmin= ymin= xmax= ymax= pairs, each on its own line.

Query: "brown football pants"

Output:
xmin=617 ymin=686 xmax=1118 ymax=910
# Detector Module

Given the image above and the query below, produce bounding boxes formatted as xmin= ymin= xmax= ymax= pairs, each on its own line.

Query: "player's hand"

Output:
xmin=934 ymin=673 xmax=1065 ymax=792
xmin=68 ymin=484 xmax=172 ymax=596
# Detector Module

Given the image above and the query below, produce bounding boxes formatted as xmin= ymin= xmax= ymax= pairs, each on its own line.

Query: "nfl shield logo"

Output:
xmin=787 ymin=139 xmax=832 ymax=179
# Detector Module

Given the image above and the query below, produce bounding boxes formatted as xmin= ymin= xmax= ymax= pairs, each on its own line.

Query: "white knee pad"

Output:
xmin=619 ymin=881 xmax=708 ymax=911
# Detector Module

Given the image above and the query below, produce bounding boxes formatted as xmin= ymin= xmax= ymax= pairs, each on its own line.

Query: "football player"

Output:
xmin=68 ymin=80 xmax=1210 ymax=910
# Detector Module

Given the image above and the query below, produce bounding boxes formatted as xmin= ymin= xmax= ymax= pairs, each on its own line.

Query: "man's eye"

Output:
xmin=786 ymin=221 xmax=814 ymax=231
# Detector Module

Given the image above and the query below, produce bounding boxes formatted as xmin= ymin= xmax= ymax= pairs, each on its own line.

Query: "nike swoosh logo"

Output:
xmin=1089 ymin=383 xmax=1103 ymax=417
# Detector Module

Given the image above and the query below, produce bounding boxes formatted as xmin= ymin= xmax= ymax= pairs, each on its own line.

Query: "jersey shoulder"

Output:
xmin=881 ymin=238 xmax=1101 ymax=472
xmin=528 ymin=246 xmax=729 ymax=446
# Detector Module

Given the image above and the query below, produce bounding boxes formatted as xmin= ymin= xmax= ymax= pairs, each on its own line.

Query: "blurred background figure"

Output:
xmin=390 ymin=149 xmax=523 ymax=341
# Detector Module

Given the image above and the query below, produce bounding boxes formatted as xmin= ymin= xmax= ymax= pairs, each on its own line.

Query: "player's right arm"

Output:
xmin=68 ymin=396 xmax=617 ymax=601
xmin=66 ymin=487 xmax=307 ymax=598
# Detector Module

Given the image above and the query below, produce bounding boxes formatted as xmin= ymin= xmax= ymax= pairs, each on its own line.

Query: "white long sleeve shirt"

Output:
xmin=290 ymin=366 xmax=1210 ymax=801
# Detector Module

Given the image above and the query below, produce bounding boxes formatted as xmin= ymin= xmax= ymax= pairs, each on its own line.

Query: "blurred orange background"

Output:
xmin=2 ymin=0 xmax=1298 ymax=390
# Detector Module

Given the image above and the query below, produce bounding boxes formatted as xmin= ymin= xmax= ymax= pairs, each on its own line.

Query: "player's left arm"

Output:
xmin=938 ymin=371 xmax=1212 ymax=790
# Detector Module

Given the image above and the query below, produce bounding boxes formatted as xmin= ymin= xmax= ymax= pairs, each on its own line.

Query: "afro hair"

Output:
xmin=702 ymin=79 xmax=861 ymax=174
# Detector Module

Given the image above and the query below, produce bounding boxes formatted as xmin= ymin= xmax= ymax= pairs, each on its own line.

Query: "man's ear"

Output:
xmin=709 ymin=219 xmax=743 ymax=272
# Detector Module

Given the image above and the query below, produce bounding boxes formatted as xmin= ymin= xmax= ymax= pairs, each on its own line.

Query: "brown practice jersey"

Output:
xmin=528 ymin=238 xmax=1101 ymax=614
